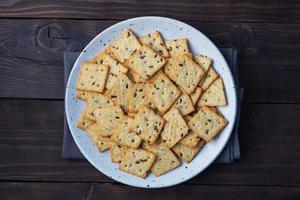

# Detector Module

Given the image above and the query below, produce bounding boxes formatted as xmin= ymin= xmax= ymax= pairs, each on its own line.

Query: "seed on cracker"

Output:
xmin=165 ymin=39 xmax=189 ymax=56
xmin=106 ymin=29 xmax=141 ymax=63
xmin=161 ymin=108 xmax=189 ymax=148
xmin=188 ymin=106 xmax=228 ymax=142
xmin=146 ymin=71 xmax=181 ymax=114
xmin=119 ymin=149 xmax=156 ymax=178
xmin=139 ymin=31 xmax=169 ymax=58
xmin=134 ymin=106 xmax=165 ymax=144
xmin=165 ymin=54 xmax=204 ymax=94
xmin=93 ymin=105 xmax=124 ymax=136
xmin=76 ymin=62 xmax=109 ymax=93
xmin=198 ymin=78 xmax=227 ymax=107
xmin=124 ymin=45 xmax=166 ymax=80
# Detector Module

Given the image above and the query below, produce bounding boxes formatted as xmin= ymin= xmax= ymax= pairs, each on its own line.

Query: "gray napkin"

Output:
xmin=62 ymin=49 xmax=243 ymax=163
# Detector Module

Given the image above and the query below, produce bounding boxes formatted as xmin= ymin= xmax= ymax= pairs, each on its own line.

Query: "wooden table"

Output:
xmin=1 ymin=1 xmax=300 ymax=199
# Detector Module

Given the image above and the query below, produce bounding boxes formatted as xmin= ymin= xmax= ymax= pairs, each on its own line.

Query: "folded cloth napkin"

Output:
xmin=62 ymin=48 xmax=243 ymax=163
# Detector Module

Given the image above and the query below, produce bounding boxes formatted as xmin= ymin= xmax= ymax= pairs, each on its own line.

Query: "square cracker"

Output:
xmin=110 ymin=142 xmax=127 ymax=163
xmin=128 ymin=83 xmax=154 ymax=113
xmin=194 ymin=55 xmax=212 ymax=72
xmin=190 ymin=87 xmax=203 ymax=105
xmin=146 ymin=71 xmax=181 ymax=114
xmin=93 ymin=106 xmax=124 ymax=136
xmin=111 ymin=129 xmax=142 ymax=149
xmin=95 ymin=136 xmax=112 ymax=152
xmin=124 ymin=45 xmax=166 ymax=80
xmin=106 ymin=29 xmax=141 ymax=63
xmin=188 ymin=106 xmax=228 ymax=142
xmin=148 ymin=142 xmax=180 ymax=176
xmin=198 ymin=78 xmax=227 ymax=107
xmin=134 ymin=106 xmax=165 ymax=144
xmin=77 ymin=113 xmax=94 ymax=130
xmin=119 ymin=149 xmax=156 ymax=178
xmin=76 ymin=62 xmax=109 ymax=93
xmin=172 ymin=140 xmax=205 ymax=163
xmin=200 ymin=66 xmax=219 ymax=90
xmin=139 ymin=32 xmax=169 ymax=58
xmin=172 ymin=92 xmax=195 ymax=116
xmin=85 ymin=93 xmax=113 ymax=120
xmin=161 ymin=108 xmax=189 ymax=148
xmin=106 ymin=73 xmax=133 ymax=113
xmin=165 ymin=39 xmax=189 ymax=56
xmin=165 ymin=54 xmax=204 ymax=94
xmin=91 ymin=51 xmax=128 ymax=90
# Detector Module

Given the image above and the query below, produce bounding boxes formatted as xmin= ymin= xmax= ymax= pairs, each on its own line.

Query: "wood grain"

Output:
xmin=0 ymin=19 xmax=300 ymax=103
xmin=1 ymin=182 xmax=299 ymax=200
xmin=1 ymin=99 xmax=300 ymax=186
xmin=0 ymin=0 xmax=299 ymax=22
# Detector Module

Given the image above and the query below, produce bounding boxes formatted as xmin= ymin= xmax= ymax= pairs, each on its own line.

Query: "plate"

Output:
xmin=65 ymin=16 xmax=237 ymax=188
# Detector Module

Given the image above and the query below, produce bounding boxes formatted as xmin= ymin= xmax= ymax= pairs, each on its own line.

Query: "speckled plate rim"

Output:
xmin=65 ymin=16 xmax=237 ymax=188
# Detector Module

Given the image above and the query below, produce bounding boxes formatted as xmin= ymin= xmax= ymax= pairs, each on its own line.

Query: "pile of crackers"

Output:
xmin=76 ymin=29 xmax=228 ymax=178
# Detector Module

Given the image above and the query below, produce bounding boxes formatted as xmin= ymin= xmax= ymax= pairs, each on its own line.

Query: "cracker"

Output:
xmin=128 ymin=83 xmax=154 ymax=113
xmin=188 ymin=106 xmax=228 ymax=142
xmin=106 ymin=29 xmax=141 ymax=63
xmin=139 ymin=32 xmax=169 ymax=58
xmin=148 ymin=142 xmax=180 ymax=176
xmin=161 ymin=108 xmax=189 ymax=148
xmin=110 ymin=142 xmax=127 ymax=163
xmin=198 ymin=78 xmax=227 ymax=107
xmin=93 ymin=106 xmax=124 ymax=136
xmin=76 ymin=62 xmax=109 ymax=93
xmin=91 ymin=51 xmax=128 ymax=89
xmin=124 ymin=45 xmax=166 ymax=80
xmin=194 ymin=55 xmax=212 ymax=72
xmin=165 ymin=39 xmax=189 ymax=56
xmin=134 ymin=106 xmax=165 ymax=144
xmin=111 ymin=128 xmax=142 ymax=149
xmin=200 ymin=67 xmax=219 ymax=90
xmin=179 ymin=130 xmax=202 ymax=148
xmin=77 ymin=113 xmax=94 ymax=130
xmin=85 ymin=93 xmax=113 ymax=120
xmin=95 ymin=137 xmax=112 ymax=152
xmin=165 ymin=54 xmax=204 ymax=94
xmin=172 ymin=92 xmax=195 ymax=116
xmin=146 ymin=72 xmax=181 ymax=114
xmin=106 ymin=73 xmax=133 ymax=113
xmin=190 ymin=87 xmax=203 ymax=105
xmin=172 ymin=140 xmax=205 ymax=163
xmin=119 ymin=149 xmax=156 ymax=178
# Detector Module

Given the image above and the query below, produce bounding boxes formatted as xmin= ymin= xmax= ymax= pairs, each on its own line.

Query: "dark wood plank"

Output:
xmin=1 ymin=182 xmax=300 ymax=200
xmin=1 ymin=19 xmax=300 ymax=102
xmin=1 ymin=99 xmax=300 ymax=186
xmin=0 ymin=0 xmax=299 ymax=22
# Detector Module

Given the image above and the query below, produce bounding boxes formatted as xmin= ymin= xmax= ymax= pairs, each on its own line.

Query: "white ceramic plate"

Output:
xmin=65 ymin=16 xmax=237 ymax=188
